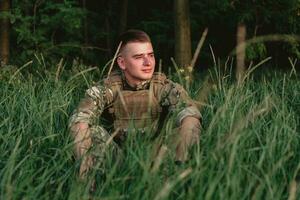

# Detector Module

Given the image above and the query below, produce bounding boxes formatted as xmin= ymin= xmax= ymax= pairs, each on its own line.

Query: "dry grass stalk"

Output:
xmin=190 ymin=28 xmax=208 ymax=70
xmin=107 ymin=41 xmax=122 ymax=77
xmin=105 ymin=128 xmax=120 ymax=146
xmin=287 ymin=180 xmax=297 ymax=200
xmin=236 ymin=23 xmax=246 ymax=85
xmin=154 ymin=168 xmax=192 ymax=200
xmin=150 ymin=145 xmax=168 ymax=173
xmin=55 ymin=58 xmax=64 ymax=83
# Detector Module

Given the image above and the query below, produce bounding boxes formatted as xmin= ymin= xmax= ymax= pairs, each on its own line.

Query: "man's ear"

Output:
xmin=117 ymin=56 xmax=126 ymax=70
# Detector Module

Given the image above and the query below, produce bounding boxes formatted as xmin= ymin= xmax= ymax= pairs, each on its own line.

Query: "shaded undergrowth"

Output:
xmin=0 ymin=62 xmax=299 ymax=199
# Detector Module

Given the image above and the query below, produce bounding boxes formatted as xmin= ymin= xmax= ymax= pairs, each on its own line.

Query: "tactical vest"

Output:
xmin=104 ymin=71 xmax=167 ymax=133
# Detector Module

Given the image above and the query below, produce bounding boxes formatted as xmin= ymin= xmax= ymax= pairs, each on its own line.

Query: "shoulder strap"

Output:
xmin=151 ymin=72 xmax=168 ymax=99
xmin=151 ymin=72 xmax=167 ymax=84
xmin=103 ymin=70 xmax=123 ymax=105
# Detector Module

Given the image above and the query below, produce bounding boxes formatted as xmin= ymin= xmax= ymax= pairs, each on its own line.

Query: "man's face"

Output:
xmin=117 ymin=42 xmax=155 ymax=86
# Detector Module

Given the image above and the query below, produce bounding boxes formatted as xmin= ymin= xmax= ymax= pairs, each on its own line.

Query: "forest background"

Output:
xmin=1 ymin=0 xmax=299 ymax=71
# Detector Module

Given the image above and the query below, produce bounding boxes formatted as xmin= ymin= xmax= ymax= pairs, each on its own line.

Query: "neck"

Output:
xmin=124 ymin=76 xmax=139 ymax=87
xmin=123 ymin=74 xmax=151 ymax=90
xmin=123 ymin=73 xmax=146 ymax=87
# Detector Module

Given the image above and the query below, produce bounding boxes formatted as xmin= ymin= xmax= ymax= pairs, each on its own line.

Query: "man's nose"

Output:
xmin=143 ymin=56 xmax=151 ymax=65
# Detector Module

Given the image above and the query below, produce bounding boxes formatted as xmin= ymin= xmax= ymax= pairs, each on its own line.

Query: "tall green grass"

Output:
xmin=0 ymin=63 xmax=299 ymax=199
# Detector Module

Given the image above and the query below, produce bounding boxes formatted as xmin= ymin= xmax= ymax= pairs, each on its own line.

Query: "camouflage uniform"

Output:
xmin=69 ymin=70 xmax=201 ymax=178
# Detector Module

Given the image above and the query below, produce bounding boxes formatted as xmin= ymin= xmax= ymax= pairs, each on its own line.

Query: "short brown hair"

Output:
xmin=116 ymin=29 xmax=151 ymax=52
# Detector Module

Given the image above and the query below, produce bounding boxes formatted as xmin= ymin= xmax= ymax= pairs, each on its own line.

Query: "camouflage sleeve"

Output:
xmin=159 ymin=80 xmax=202 ymax=127
xmin=68 ymin=84 xmax=114 ymax=179
xmin=69 ymin=84 xmax=113 ymax=127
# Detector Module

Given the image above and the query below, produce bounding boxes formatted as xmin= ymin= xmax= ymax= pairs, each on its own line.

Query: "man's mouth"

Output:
xmin=142 ymin=69 xmax=152 ymax=73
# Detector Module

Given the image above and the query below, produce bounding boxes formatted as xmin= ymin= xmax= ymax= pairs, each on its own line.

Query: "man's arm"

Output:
xmin=159 ymin=80 xmax=202 ymax=162
xmin=70 ymin=121 xmax=93 ymax=178
xmin=69 ymin=85 xmax=112 ymax=178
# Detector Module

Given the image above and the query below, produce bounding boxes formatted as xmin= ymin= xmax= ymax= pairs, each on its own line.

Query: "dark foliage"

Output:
xmin=3 ymin=0 xmax=300 ymax=69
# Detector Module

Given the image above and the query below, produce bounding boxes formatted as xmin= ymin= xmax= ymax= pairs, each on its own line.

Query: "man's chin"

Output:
xmin=140 ymin=72 xmax=154 ymax=79
xmin=142 ymin=74 xmax=153 ymax=80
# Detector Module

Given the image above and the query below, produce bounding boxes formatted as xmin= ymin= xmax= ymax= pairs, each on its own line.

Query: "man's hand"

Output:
xmin=175 ymin=116 xmax=201 ymax=162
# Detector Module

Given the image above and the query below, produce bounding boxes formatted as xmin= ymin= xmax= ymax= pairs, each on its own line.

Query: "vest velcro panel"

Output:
xmin=113 ymin=89 xmax=161 ymax=130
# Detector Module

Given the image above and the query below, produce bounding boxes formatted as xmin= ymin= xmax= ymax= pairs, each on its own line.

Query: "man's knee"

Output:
xmin=90 ymin=126 xmax=119 ymax=160
xmin=90 ymin=126 xmax=111 ymax=143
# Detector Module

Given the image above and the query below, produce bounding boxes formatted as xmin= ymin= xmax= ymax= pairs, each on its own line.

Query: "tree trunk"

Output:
xmin=236 ymin=23 xmax=246 ymax=85
xmin=119 ymin=0 xmax=128 ymax=35
xmin=0 ymin=0 xmax=10 ymax=65
xmin=174 ymin=0 xmax=191 ymax=69
xmin=105 ymin=1 xmax=112 ymax=57
xmin=82 ymin=0 xmax=88 ymax=55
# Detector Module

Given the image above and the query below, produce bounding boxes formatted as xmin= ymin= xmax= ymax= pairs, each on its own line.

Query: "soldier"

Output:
xmin=69 ymin=29 xmax=201 ymax=179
